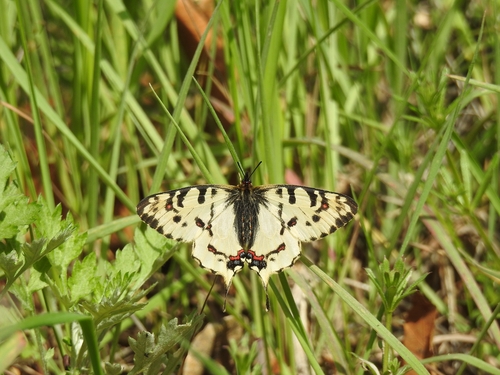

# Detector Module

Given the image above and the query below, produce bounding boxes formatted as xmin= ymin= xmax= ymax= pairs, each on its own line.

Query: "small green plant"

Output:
xmin=0 ymin=145 xmax=204 ymax=373
xmin=355 ymin=352 xmax=411 ymax=375
xmin=227 ymin=333 xmax=260 ymax=374
xmin=365 ymin=258 xmax=427 ymax=374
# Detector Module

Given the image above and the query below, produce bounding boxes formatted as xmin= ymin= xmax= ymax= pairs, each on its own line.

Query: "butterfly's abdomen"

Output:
xmin=231 ymin=188 xmax=266 ymax=249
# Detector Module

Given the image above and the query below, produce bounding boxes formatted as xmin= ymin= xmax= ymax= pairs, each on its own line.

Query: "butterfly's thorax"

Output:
xmin=228 ymin=180 xmax=267 ymax=250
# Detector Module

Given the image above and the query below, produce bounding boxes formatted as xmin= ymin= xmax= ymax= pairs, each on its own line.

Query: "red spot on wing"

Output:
xmin=229 ymin=249 xmax=246 ymax=261
xmin=246 ymin=249 xmax=264 ymax=261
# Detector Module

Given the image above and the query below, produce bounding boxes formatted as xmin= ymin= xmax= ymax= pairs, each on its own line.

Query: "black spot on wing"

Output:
xmin=336 ymin=194 xmax=358 ymax=215
xmin=227 ymin=259 xmax=244 ymax=271
xmin=173 ymin=215 xmax=181 ymax=223
xmin=315 ymin=192 xmax=329 ymax=212
xmin=176 ymin=190 xmax=188 ymax=208
xmin=240 ymin=251 xmax=267 ymax=270
xmin=287 ymin=187 xmax=296 ymax=204
xmin=142 ymin=215 xmax=158 ymax=228
xmin=349 ymin=201 xmax=358 ymax=214
xmin=312 ymin=214 xmax=320 ymax=222
xmin=320 ymin=199 xmax=329 ymax=211
xmin=206 ymin=223 xmax=213 ymax=237
xmin=276 ymin=188 xmax=283 ymax=198
xmin=305 ymin=189 xmax=318 ymax=207
xmin=277 ymin=203 xmax=283 ymax=217
xmin=287 ymin=217 xmax=297 ymax=227
xmin=197 ymin=187 xmax=207 ymax=204
xmin=136 ymin=202 xmax=146 ymax=216
xmin=337 ymin=217 xmax=347 ymax=227
xmin=275 ymin=243 xmax=286 ymax=252
xmin=165 ymin=197 xmax=175 ymax=211
xmin=268 ymin=243 xmax=301 ymax=271
xmin=195 ymin=218 xmax=205 ymax=228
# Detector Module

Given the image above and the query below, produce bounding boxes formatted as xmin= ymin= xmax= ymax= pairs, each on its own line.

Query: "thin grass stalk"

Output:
xmin=492 ymin=2 xmax=500 ymax=240
xmin=15 ymin=0 xmax=54 ymax=210
xmin=260 ymin=1 xmax=285 ymax=183
xmin=87 ymin=0 xmax=104 ymax=229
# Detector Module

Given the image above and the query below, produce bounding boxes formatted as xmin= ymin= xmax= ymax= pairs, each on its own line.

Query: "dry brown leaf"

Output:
xmin=403 ymin=292 xmax=438 ymax=375
xmin=175 ymin=0 xmax=233 ymax=126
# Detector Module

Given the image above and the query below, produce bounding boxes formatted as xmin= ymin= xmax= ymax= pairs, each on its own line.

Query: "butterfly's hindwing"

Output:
xmin=191 ymin=206 xmax=243 ymax=288
xmin=247 ymin=206 xmax=302 ymax=288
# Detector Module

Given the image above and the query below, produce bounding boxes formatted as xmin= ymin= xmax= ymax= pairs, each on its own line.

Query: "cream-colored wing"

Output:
xmin=136 ymin=185 xmax=231 ymax=242
xmin=191 ymin=206 xmax=244 ymax=288
xmin=259 ymin=185 xmax=357 ymax=242
xmin=245 ymin=185 xmax=357 ymax=309
xmin=138 ymin=185 xmax=243 ymax=310
xmin=248 ymin=207 xmax=302 ymax=289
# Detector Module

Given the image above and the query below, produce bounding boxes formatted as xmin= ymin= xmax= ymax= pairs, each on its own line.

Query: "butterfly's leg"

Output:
xmin=265 ymin=288 xmax=270 ymax=311
xmin=222 ymin=278 xmax=232 ymax=312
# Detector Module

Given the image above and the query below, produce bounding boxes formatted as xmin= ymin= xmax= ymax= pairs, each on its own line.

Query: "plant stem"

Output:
xmin=383 ymin=310 xmax=393 ymax=373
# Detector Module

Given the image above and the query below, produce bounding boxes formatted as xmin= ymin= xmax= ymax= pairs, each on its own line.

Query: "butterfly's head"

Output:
xmin=238 ymin=161 xmax=262 ymax=189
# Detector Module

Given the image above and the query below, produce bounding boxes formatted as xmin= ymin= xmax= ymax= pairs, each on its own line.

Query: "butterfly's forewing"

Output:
xmin=137 ymin=185 xmax=229 ymax=243
xmin=262 ymin=185 xmax=358 ymax=242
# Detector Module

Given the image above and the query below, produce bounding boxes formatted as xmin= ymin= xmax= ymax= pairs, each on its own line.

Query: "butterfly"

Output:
xmin=136 ymin=163 xmax=357 ymax=310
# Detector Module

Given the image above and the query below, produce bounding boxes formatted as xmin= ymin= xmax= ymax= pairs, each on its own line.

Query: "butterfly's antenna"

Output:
xmin=236 ymin=162 xmax=246 ymax=181
xmin=248 ymin=161 xmax=263 ymax=179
